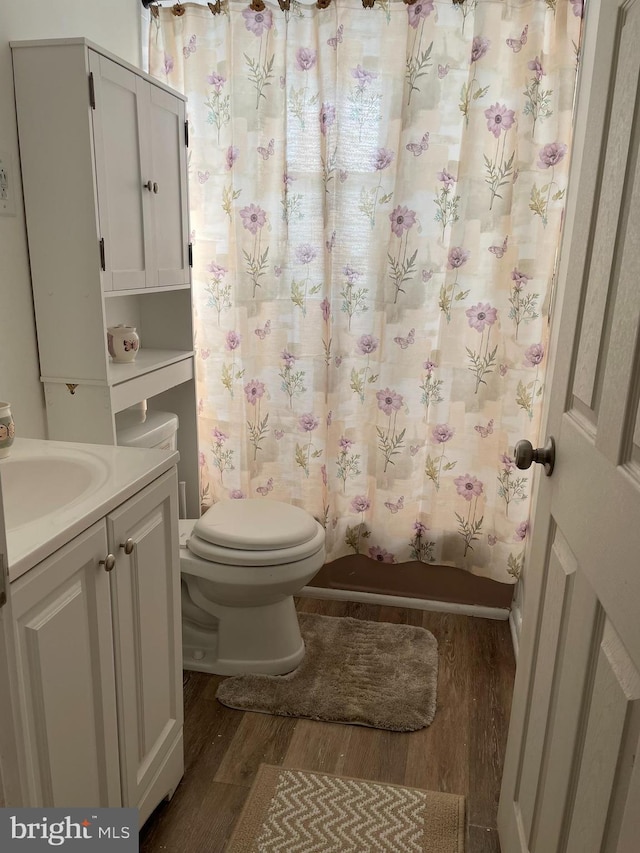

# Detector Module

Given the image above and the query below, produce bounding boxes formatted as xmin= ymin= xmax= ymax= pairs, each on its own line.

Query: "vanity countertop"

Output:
xmin=1 ymin=437 xmax=179 ymax=582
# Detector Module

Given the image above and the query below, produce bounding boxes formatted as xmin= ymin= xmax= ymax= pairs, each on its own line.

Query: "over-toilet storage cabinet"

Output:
xmin=11 ymin=38 xmax=199 ymax=517
xmin=9 ymin=471 xmax=183 ymax=824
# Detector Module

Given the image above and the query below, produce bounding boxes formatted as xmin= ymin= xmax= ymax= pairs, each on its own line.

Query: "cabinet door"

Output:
xmin=107 ymin=470 xmax=183 ymax=813
xmin=90 ymin=51 xmax=153 ymax=292
xmin=148 ymin=85 xmax=190 ymax=288
xmin=11 ymin=522 xmax=121 ymax=808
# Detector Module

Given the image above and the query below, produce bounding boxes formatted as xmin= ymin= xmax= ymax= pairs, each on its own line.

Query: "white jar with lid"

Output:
xmin=107 ymin=325 xmax=140 ymax=363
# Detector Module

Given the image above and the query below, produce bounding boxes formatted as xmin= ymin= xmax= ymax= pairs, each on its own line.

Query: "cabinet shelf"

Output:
xmin=104 ymin=284 xmax=192 ymax=297
xmin=108 ymin=348 xmax=194 ymax=386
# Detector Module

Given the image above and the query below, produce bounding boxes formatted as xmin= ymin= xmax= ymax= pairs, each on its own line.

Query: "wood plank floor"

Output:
xmin=140 ymin=598 xmax=516 ymax=853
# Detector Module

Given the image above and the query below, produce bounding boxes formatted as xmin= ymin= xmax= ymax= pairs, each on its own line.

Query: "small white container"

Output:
xmin=107 ymin=325 xmax=140 ymax=363
xmin=0 ymin=401 xmax=15 ymax=458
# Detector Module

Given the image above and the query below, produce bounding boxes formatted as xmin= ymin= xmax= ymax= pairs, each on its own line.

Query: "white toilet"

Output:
xmin=179 ymin=499 xmax=325 ymax=675
xmin=116 ymin=407 xmax=325 ymax=676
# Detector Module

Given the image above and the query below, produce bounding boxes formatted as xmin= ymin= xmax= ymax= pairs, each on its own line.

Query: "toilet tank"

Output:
xmin=116 ymin=407 xmax=179 ymax=452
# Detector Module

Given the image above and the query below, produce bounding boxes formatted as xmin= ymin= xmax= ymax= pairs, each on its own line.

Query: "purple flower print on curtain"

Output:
xmin=289 ymin=47 xmax=318 ymax=130
xmin=244 ymin=379 xmax=269 ymax=460
xmin=388 ymin=206 xmax=418 ymax=303
xmin=336 ymin=436 xmax=361 ymax=493
xmin=205 ymin=71 xmax=229 ymax=143
xmin=460 ymin=36 xmax=490 ymax=122
xmin=497 ymin=453 xmax=528 ymax=518
xmin=516 ymin=344 xmax=545 ymax=420
xmin=466 ymin=303 xmax=498 ymax=393
xmin=346 ymin=494 xmax=371 ymax=554
xmin=291 ymin=243 xmax=321 ymax=315
xmin=221 ymin=330 xmax=242 ymax=397
xmin=440 ymin=245 xmax=470 ymax=321
xmin=425 ymin=423 xmax=457 ymax=491
xmin=349 ymin=65 xmax=381 ymax=141
xmin=376 ymin=388 xmax=405 ymax=472
xmin=508 ymin=268 xmax=539 ymax=340
xmin=295 ymin=412 xmax=321 ymax=477
xmin=410 ymin=520 xmax=436 ymax=562
xmin=484 ymin=103 xmax=516 ymax=209
xmin=434 ymin=168 xmax=460 ymax=241
xmin=531 ymin=143 xmax=568 ymax=226
xmin=242 ymin=7 xmax=274 ymax=109
xmin=359 ymin=147 xmax=395 ymax=228
xmin=523 ymin=56 xmax=553 ymax=135
xmin=351 ymin=334 xmax=379 ymax=403
xmin=211 ymin=427 xmax=235 ymax=485
xmin=406 ymin=0 xmax=435 ymax=105
xmin=454 ymin=474 xmax=484 ymax=556
xmin=240 ymin=203 xmax=268 ymax=296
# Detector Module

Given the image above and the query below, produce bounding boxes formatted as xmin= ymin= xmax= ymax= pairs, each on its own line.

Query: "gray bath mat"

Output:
xmin=215 ymin=613 xmax=439 ymax=732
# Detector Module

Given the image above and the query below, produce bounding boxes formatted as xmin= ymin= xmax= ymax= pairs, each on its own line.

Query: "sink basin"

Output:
xmin=1 ymin=451 xmax=111 ymax=530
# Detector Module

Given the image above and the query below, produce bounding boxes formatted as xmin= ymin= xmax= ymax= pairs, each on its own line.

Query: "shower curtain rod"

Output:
xmin=141 ymin=0 xmax=429 ymax=14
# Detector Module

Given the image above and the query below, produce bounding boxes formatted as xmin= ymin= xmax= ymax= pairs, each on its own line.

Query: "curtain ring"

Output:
xmin=362 ymin=0 xmax=375 ymax=7
xmin=316 ymin=0 xmax=332 ymax=8
xmin=278 ymin=0 xmax=291 ymax=10
xmin=250 ymin=0 xmax=266 ymax=10
xmin=171 ymin=2 xmax=186 ymax=16
xmin=403 ymin=0 xmax=418 ymax=5
xmin=208 ymin=0 xmax=222 ymax=13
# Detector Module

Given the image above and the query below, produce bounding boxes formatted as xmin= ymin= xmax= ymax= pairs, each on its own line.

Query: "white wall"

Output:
xmin=0 ymin=0 xmax=143 ymax=437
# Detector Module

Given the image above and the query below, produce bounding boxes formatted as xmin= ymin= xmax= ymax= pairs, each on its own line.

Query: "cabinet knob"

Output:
xmin=100 ymin=554 xmax=116 ymax=572
xmin=143 ymin=180 xmax=153 ymax=192
xmin=120 ymin=538 xmax=135 ymax=556
xmin=153 ymin=182 xmax=159 ymax=194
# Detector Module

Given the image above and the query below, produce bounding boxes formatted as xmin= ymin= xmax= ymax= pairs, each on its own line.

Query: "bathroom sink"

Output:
xmin=1 ymin=451 xmax=111 ymax=530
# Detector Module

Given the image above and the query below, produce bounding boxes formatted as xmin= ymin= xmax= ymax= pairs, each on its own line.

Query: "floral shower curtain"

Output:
xmin=148 ymin=0 xmax=582 ymax=585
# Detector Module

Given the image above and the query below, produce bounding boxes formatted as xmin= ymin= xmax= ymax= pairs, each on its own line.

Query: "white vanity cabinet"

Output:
xmin=9 ymin=470 xmax=183 ymax=823
xmin=11 ymin=39 xmax=199 ymax=518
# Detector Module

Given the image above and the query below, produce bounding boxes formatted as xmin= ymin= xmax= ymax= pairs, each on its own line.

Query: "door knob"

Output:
xmin=153 ymin=182 xmax=159 ymax=194
xmin=99 ymin=553 xmax=116 ymax=572
xmin=143 ymin=180 xmax=153 ymax=191
xmin=514 ymin=437 xmax=555 ymax=476
xmin=120 ymin=538 xmax=135 ymax=555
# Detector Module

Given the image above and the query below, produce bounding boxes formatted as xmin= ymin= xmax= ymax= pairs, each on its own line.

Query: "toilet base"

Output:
xmin=181 ymin=592 xmax=306 ymax=676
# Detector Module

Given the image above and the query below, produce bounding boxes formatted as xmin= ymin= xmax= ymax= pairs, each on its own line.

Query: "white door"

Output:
xmin=148 ymin=84 xmax=190 ymax=288
xmin=90 ymin=51 xmax=154 ymax=292
xmin=10 ymin=522 xmax=121 ymax=808
xmin=498 ymin=1 xmax=640 ymax=851
xmin=106 ymin=470 xmax=183 ymax=821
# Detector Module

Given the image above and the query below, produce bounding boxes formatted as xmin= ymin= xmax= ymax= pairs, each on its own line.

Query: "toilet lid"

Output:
xmin=187 ymin=521 xmax=325 ymax=566
xmin=193 ymin=499 xmax=320 ymax=551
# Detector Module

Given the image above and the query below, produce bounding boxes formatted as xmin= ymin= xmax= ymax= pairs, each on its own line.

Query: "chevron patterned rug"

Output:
xmin=216 ymin=613 xmax=438 ymax=731
xmin=227 ymin=765 xmax=465 ymax=852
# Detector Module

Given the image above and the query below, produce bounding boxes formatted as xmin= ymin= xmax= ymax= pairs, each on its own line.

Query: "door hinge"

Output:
xmin=99 ymin=237 xmax=106 ymax=271
xmin=0 ymin=554 xmax=6 ymax=609
xmin=88 ymin=72 xmax=96 ymax=109
xmin=184 ymin=120 xmax=189 ymax=147
xmin=188 ymin=242 xmax=193 ymax=267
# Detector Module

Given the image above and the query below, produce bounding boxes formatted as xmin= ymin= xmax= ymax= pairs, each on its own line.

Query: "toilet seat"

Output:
xmin=187 ymin=499 xmax=325 ymax=566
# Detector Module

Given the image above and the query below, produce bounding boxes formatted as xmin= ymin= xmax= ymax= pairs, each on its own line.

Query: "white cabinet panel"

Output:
xmin=90 ymin=52 xmax=151 ymax=292
xmin=11 ymin=522 xmax=121 ymax=808
xmin=107 ymin=469 xmax=183 ymax=820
